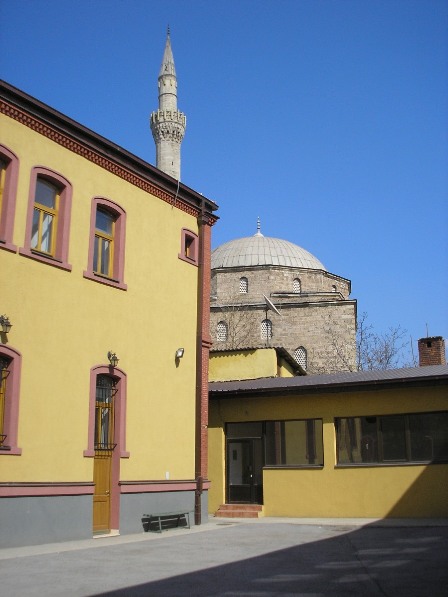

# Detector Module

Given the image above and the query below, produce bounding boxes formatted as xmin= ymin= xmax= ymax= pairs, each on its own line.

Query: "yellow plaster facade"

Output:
xmin=1 ymin=113 xmax=199 ymax=481
xmin=209 ymin=348 xmax=297 ymax=382
xmin=208 ymin=382 xmax=448 ymax=518
xmin=0 ymin=82 xmax=217 ymax=546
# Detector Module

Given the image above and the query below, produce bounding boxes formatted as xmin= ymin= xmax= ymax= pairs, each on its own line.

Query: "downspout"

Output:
xmin=195 ymin=201 xmax=213 ymax=525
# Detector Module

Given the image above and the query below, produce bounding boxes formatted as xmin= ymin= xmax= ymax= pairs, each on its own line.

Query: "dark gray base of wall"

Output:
xmin=0 ymin=491 xmax=209 ymax=548
xmin=0 ymin=495 xmax=92 ymax=549
xmin=119 ymin=490 xmax=209 ymax=535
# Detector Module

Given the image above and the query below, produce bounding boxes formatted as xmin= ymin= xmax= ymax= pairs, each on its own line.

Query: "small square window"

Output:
xmin=179 ymin=228 xmax=198 ymax=265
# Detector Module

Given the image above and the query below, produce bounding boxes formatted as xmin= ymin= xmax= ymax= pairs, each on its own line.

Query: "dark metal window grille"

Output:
xmin=0 ymin=357 xmax=10 ymax=444
xmin=94 ymin=374 xmax=117 ymax=451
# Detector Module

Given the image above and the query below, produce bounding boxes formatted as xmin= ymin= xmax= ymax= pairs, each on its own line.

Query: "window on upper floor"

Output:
xmin=20 ymin=167 xmax=72 ymax=270
xmin=332 ymin=284 xmax=337 ymax=292
xmin=239 ymin=277 xmax=248 ymax=293
xmin=217 ymin=321 xmax=228 ymax=342
xmin=261 ymin=319 xmax=273 ymax=341
xmin=335 ymin=412 xmax=448 ymax=465
xmin=94 ymin=208 xmax=115 ymax=278
xmin=84 ymin=198 xmax=127 ymax=290
xmin=0 ymin=145 xmax=19 ymax=253
xmin=293 ymin=346 xmax=307 ymax=370
xmin=293 ymin=278 xmax=301 ymax=293
xmin=179 ymin=228 xmax=198 ymax=265
xmin=31 ymin=178 xmax=59 ymax=256
xmin=0 ymin=346 xmax=22 ymax=455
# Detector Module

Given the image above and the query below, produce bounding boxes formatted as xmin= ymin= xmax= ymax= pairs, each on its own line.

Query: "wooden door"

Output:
xmin=92 ymin=374 xmax=116 ymax=533
xmin=93 ymin=452 xmax=112 ymax=533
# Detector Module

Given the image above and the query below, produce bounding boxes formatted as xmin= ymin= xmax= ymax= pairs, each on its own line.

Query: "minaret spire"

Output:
xmin=150 ymin=29 xmax=186 ymax=179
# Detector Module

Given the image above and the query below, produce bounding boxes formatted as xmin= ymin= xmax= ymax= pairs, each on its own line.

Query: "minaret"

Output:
xmin=150 ymin=28 xmax=186 ymax=179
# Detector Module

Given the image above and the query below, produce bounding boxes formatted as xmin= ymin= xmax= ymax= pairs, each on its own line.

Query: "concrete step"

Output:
xmin=214 ymin=504 xmax=262 ymax=518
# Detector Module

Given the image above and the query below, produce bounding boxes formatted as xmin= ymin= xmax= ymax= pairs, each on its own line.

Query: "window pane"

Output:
xmin=381 ymin=416 xmax=406 ymax=461
xmin=41 ymin=212 xmax=53 ymax=253
xmin=409 ymin=412 xmax=448 ymax=462
xmin=96 ymin=209 xmax=114 ymax=235
xmin=35 ymin=179 xmax=57 ymax=209
xmin=95 ymin=375 xmax=116 ymax=449
xmin=336 ymin=417 xmax=379 ymax=464
xmin=265 ymin=420 xmax=323 ymax=466
xmin=94 ymin=236 xmax=111 ymax=276
xmin=100 ymin=239 xmax=111 ymax=275
xmin=31 ymin=209 xmax=40 ymax=249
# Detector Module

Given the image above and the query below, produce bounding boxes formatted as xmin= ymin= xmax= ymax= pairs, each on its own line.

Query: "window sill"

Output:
xmin=83 ymin=270 xmax=127 ymax=291
xmin=178 ymin=253 xmax=198 ymax=267
xmin=0 ymin=446 xmax=22 ymax=455
xmin=19 ymin=248 xmax=72 ymax=272
xmin=263 ymin=465 xmax=323 ymax=470
xmin=335 ymin=460 xmax=448 ymax=468
xmin=0 ymin=239 xmax=17 ymax=253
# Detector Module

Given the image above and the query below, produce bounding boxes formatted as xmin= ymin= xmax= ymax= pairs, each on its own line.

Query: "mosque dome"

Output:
xmin=211 ymin=225 xmax=326 ymax=271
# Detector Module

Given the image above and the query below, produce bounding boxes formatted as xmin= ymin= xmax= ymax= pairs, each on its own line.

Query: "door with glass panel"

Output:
xmin=93 ymin=375 xmax=117 ymax=533
xmin=226 ymin=422 xmax=264 ymax=504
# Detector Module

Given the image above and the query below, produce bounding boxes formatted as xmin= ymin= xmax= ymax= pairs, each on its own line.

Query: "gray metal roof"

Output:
xmin=209 ymin=365 xmax=448 ymax=396
xmin=211 ymin=235 xmax=326 ymax=270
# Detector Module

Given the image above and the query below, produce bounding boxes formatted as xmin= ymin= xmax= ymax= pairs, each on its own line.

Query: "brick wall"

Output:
xmin=418 ymin=337 xmax=446 ymax=366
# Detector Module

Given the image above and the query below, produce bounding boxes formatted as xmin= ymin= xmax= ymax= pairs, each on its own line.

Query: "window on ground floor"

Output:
xmin=0 ymin=345 xmax=22 ymax=455
xmin=226 ymin=419 xmax=323 ymax=467
xmin=335 ymin=412 xmax=448 ymax=465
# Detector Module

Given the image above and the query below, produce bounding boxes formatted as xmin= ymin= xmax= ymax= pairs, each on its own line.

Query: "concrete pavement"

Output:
xmin=1 ymin=517 xmax=447 ymax=596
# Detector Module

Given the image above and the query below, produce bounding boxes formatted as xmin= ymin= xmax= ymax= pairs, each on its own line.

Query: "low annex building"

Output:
xmin=208 ymin=364 xmax=448 ymax=519
xmin=0 ymin=31 xmax=217 ymax=549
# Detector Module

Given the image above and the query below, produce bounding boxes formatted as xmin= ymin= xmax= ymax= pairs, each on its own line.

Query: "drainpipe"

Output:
xmin=195 ymin=201 xmax=213 ymax=525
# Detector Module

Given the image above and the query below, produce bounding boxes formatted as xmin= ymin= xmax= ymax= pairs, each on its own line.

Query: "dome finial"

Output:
xmin=254 ymin=217 xmax=263 ymax=237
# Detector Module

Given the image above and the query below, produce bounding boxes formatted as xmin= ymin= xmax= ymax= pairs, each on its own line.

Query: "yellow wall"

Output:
xmin=209 ymin=348 xmax=278 ymax=382
xmin=277 ymin=357 xmax=296 ymax=377
xmin=208 ymin=385 xmax=447 ymax=517
xmin=1 ymin=114 xmax=199 ymax=482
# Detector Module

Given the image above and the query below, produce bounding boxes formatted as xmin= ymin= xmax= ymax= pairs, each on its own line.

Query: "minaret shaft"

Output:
xmin=150 ymin=31 xmax=186 ymax=180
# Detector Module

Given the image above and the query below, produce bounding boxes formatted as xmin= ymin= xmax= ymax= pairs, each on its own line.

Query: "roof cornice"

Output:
xmin=0 ymin=80 xmax=218 ymax=223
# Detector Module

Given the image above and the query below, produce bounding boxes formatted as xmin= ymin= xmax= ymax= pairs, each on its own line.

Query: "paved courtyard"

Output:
xmin=1 ymin=518 xmax=447 ymax=596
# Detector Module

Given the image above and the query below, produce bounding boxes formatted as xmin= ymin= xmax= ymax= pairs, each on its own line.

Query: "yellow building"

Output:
xmin=0 ymin=80 xmax=217 ymax=548
xmin=209 ymin=364 xmax=448 ymax=519
xmin=209 ymin=347 xmax=304 ymax=382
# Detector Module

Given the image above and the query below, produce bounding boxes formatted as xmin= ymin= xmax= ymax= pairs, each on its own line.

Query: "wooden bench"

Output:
xmin=143 ymin=511 xmax=190 ymax=533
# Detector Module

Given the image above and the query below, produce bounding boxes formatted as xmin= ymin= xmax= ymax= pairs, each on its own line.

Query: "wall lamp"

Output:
xmin=0 ymin=315 xmax=12 ymax=334
xmin=175 ymin=348 xmax=185 ymax=359
xmin=107 ymin=351 xmax=119 ymax=368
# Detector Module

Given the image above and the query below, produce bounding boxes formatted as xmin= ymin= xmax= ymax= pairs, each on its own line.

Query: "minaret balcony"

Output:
xmin=150 ymin=109 xmax=186 ymax=127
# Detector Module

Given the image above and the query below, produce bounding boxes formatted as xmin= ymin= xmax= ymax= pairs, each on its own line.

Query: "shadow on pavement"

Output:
xmin=92 ymin=522 xmax=448 ymax=597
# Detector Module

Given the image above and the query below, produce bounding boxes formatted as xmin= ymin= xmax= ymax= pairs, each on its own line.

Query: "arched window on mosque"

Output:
xmin=261 ymin=319 xmax=273 ymax=341
xmin=216 ymin=321 xmax=228 ymax=342
xmin=294 ymin=346 xmax=307 ymax=370
xmin=293 ymin=278 xmax=301 ymax=294
xmin=239 ymin=277 xmax=248 ymax=294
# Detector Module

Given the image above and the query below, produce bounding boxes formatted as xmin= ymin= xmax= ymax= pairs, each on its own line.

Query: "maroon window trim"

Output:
xmin=0 ymin=144 xmax=19 ymax=253
xmin=83 ymin=197 xmax=127 ymax=290
xmin=19 ymin=166 xmax=73 ymax=271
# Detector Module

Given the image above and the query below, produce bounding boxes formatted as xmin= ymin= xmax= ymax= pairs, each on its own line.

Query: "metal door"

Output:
xmin=227 ymin=438 xmax=263 ymax=504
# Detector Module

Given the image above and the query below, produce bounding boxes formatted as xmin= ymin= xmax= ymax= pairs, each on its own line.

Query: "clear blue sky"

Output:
xmin=1 ymin=0 xmax=447 ymax=360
